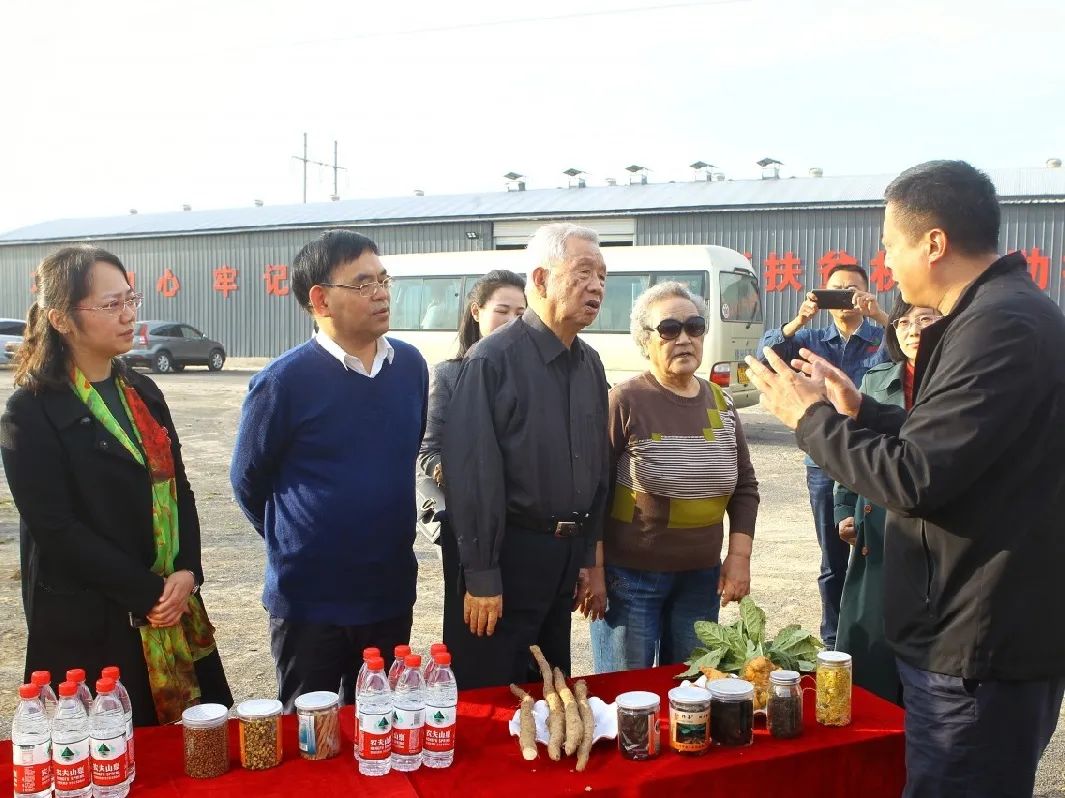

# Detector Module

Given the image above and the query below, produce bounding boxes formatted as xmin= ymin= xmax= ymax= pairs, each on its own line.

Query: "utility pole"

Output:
xmin=292 ymin=134 xmax=347 ymax=203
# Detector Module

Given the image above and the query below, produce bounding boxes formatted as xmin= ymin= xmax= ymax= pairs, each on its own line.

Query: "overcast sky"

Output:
xmin=2 ymin=0 xmax=1063 ymax=233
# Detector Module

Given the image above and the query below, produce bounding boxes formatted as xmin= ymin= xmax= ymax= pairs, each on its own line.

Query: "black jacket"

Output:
xmin=1 ymin=366 xmax=230 ymax=724
xmin=797 ymin=253 xmax=1065 ymax=681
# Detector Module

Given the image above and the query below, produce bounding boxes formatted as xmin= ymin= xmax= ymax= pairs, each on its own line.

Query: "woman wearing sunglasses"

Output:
xmin=832 ymin=297 xmax=941 ymax=704
xmin=1 ymin=245 xmax=231 ymax=725
xmin=590 ymin=282 xmax=760 ymax=672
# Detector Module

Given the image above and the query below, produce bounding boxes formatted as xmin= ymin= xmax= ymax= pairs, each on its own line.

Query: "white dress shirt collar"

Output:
xmin=314 ymin=330 xmax=395 ymax=378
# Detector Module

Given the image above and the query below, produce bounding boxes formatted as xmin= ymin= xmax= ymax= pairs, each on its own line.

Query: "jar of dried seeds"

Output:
xmin=766 ymin=670 xmax=804 ymax=739
xmin=237 ymin=699 xmax=283 ymax=770
xmin=182 ymin=703 xmax=230 ymax=778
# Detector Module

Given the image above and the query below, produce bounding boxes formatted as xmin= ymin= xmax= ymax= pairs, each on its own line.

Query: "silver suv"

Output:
xmin=121 ymin=320 xmax=227 ymax=373
xmin=0 ymin=318 xmax=25 ymax=366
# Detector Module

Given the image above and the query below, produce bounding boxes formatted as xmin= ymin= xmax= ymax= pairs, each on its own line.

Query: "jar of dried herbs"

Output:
xmin=616 ymin=691 xmax=661 ymax=760
xmin=295 ymin=691 xmax=341 ymax=761
xmin=816 ymin=651 xmax=852 ymax=727
xmin=766 ymin=670 xmax=803 ymax=739
xmin=667 ymin=684 xmax=711 ymax=755
xmin=708 ymin=679 xmax=755 ymax=747
xmin=182 ymin=703 xmax=230 ymax=778
xmin=237 ymin=699 xmax=283 ymax=770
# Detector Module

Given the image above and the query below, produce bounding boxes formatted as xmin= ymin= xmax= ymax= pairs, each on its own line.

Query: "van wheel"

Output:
xmin=152 ymin=351 xmax=173 ymax=374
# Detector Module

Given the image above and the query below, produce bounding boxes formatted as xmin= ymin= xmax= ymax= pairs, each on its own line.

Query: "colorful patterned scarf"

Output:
xmin=70 ymin=367 xmax=217 ymax=724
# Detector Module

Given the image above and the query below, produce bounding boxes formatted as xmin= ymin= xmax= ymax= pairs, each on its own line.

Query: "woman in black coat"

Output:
xmin=1 ymin=245 xmax=231 ymax=726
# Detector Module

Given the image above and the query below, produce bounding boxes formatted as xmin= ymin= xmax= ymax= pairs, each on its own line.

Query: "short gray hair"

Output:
xmin=525 ymin=222 xmax=600 ymax=280
xmin=630 ymin=281 xmax=708 ymax=358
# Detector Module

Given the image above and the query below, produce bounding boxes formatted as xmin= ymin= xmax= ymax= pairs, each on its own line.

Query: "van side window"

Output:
xmin=388 ymin=277 xmax=464 ymax=330
xmin=653 ymin=272 xmax=706 ymax=297
xmin=719 ymin=272 xmax=763 ymax=323
xmin=585 ymin=273 xmax=650 ymax=332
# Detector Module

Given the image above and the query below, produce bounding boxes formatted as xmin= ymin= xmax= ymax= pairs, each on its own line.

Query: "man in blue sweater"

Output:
xmin=230 ymin=230 xmax=428 ymax=710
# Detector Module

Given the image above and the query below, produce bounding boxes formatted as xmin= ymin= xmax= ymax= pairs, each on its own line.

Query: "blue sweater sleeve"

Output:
xmin=230 ymin=371 xmax=289 ymax=536
xmin=759 ymin=325 xmax=815 ymax=364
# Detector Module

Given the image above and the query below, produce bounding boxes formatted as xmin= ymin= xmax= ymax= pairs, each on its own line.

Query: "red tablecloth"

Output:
xmin=3 ymin=666 xmax=905 ymax=797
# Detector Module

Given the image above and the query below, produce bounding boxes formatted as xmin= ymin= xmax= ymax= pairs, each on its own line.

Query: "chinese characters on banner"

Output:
xmin=100 ymin=264 xmax=291 ymax=299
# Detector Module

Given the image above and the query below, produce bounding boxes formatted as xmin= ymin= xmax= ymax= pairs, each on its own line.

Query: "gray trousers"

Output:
xmin=897 ymin=658 xmax=1064 ymax=798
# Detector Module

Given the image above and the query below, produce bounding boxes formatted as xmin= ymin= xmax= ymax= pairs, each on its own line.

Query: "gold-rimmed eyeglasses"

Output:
xmin=319 ymin=276 xmax=392 ymax=298
xmin=74 ymin=293 xmax=143 ymax=315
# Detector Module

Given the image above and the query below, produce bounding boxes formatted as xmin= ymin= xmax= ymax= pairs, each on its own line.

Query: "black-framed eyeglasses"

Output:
xmin=891 ymin=314 xmax=941 ymax=331
xmin=645 ymin=315 xmax=707 ymax=341
xmin=74 ymin=293 xmax=143 ymax=315
xmin=319 ymin=276 xmax=392 ymax=298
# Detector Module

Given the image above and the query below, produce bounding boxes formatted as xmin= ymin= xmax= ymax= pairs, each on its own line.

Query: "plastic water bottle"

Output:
xmin=422 ymin=652 xmax=457 ymax=769
xmin=30 ymin=671 xmax=57 ymax=720
xmin=52 ymin=681 xmax=92 ymax=798
xmin=353 ymin=646 xmax=380 ymax=757
xmin=423 ymin=643 xmax=448 ymax=682
xmin=89 ymin=678 xmax=129 ymax=798
xmin=101 ymin=667 xmax=134 ymax=783
xmin=12 ymin=684 xmax=52 ymax=798
xmin=356 ymin=657 xmax=392 ymax=776
xmin=66 ymin=669 xmax=94 ymax=715
xmin=388 ymin=644 xmax=412 ymax=690
xmin=391 ymin=654 xmax=424 ymax=772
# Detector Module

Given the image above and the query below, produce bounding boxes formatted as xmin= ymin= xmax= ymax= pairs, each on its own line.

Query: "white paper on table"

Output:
xmin=508 ymin=696 xmax=617 ymax=746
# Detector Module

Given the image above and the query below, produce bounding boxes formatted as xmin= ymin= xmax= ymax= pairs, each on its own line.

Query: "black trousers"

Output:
xmin=269 ymin=610 xmax=413 ymax=712
xmin=441 ymin=522 xmax=585 ymax=690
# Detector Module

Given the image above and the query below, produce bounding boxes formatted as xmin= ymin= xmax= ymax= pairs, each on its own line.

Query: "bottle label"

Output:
xmin=298 ymin=713 xmax=318 ymax=755
xmin=13 ymin=740 xmax=52 ymax=794
xmin=126 ymin=718 xmax=136 ymax=771
xmin=669 ymin=707 xmax=710 ymax=752
xmin=91 ymin=732 xmax=129 ymax=787
xmin=53 ymin=736 xmax=91 ymax=791
xmin=358 ymin=710 xmax=392 ymax=761
xmin=391 ymin=707 xmax=424 ymax=756
xmin=423 ymin=704 xmax=456 ymax=752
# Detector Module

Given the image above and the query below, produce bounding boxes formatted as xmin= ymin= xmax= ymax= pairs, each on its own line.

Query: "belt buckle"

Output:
xmin=554 ymin=521 xmax=578 ymax=539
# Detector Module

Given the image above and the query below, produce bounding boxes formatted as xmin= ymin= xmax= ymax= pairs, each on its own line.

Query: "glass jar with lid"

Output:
xmin=237 ymin=698 xmax=284 ymax=770
xmin=667 ymin=684 xmax=711 ymax=755
xmin=182 ymin=703 xmax=230 ymax=778
xmin=708 ymin=678 xmax=755 ymax=746
xmin=815 ymin=651 xmax=853 ymax=727
xmin=295 ymin=690 xmax=341 ymax=761
xmin=616 ymin=690 xmax=661 ymax=760
xmin=766 ymin=670 xmax=803 ymax=739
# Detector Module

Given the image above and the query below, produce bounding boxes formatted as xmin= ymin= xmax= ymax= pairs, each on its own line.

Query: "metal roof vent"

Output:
xmin=254 ymin=199 xmax=264 ymax=207
xmin=625 ymin=165 xmax=649 ymax=185
xmin=690 ymin=161 xmax=714 ymax=181
xmin=414 ymin=189 xmax=425 ymax=196
xmin=605 ymin=177 xmax=617 ymax=186
xmin=758 ymin=157 xmax=783 ymax=179
xmin=1047 ymin=158 xmax=1062 ymax=168
xmin=129 ymin=209 xmax=138 ymax=215
xmin=563 ymin=168 xmax=586 ymax=188
xmin=504 ymin=172 xmax=526 ymax=192
xmin=182 ymin=204 xmax=192 ymax=211
xmin=712 ymin=171 xmax=726 ymax=181
xmin=809 ymin=167 xmax=824 ymax=178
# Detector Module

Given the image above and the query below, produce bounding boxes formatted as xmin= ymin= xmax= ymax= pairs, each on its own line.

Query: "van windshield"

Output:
xmin=719 ymin=272 xmax=762 ymax=323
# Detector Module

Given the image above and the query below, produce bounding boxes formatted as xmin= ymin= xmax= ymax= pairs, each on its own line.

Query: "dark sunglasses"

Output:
xmin=646 ymin=315 xmax=707 ymax=341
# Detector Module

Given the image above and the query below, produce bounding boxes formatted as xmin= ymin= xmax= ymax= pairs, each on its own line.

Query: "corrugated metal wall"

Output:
xmin=0 ymin=222 xmax=492 ymax=357
xmin=2 ymin=206 xmax=1062 ymax=357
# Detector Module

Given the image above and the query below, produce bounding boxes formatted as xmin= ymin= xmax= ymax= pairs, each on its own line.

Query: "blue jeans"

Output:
xmin=807 ymin=465 xmax=848 ymax=648
xmin=590 ymin=565 xmax=721 ymax=673
xmin=897 ymin=658 xmax=1065 ymax=797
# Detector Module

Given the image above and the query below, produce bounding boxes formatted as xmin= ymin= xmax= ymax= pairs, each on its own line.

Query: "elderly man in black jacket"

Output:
xmin=746 ymin=160 xmax=1065 ymax=798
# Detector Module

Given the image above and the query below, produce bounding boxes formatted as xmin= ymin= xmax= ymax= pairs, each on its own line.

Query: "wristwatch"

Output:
xmin=181 ymin=569 xmax=201 ymax=595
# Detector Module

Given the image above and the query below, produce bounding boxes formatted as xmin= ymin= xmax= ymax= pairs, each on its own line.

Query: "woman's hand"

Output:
xmin=147 ymin=570 xmax=196 ymax=628
xmin=718 ymin=552 xmax=751 ymax=607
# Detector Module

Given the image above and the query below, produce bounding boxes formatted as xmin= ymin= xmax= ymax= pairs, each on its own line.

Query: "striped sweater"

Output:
xmin=604 ymin=372 xmax=759 ymax=571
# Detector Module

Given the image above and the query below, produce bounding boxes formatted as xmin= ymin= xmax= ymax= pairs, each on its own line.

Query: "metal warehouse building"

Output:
xmin=2 ymin=166 xmax=1063 ymax=358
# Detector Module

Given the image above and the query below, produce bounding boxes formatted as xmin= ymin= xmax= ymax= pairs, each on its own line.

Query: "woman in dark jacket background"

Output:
xmin=1 ymin=245 xmax=231 ymax=725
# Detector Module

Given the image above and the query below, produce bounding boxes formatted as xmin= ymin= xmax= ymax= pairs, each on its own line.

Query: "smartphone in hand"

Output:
xmin=811 ymin=289 xmax=856 ymax=310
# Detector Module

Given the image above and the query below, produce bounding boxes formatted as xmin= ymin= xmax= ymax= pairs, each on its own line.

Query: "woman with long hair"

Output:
xmin=417 ymin=269 xmax=525 ymax=641
xmin=1 ymin=245 xmax=231 ymax=725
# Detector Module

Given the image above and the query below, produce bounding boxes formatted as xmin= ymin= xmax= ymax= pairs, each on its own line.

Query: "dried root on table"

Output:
xmin=553 ymin=666 xmax=583 ymax=756
xmin=530 ymin=645 xmax=564 ymax=760
xmin=573 ymin=680 xmax=594 ymax=772
xmin=509 ymin=683 xmax=538 ymax=761
xmin=743 ymin=655 xmax=781 ymax=710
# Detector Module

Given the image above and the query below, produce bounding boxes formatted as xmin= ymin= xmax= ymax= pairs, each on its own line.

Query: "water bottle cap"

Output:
xmin=102 ymin=666 xmax=121 ymax=680
xmin=367 ymin=656 xmax=386 ymax=671
xmin=58 ymin=681 xmax=78 ymax=698
xmin=19 ymin=684 xmax=38 ymax=699
xmin=404 ymin=654 xmax=422 ymax=668
xmin=433 ymin=652 xmax=452 ymax=666
xmin=30 ymin=671 xmax=51 ymax=686
xmin=430 ymin=643 xmax=448 ymax=654
xmin=66 ymin=668 xmax=86 ymax=683
xmin=362 ymin=647 xmax=381 ymax=660
xmin=394 ymin=644 xmax=411 ymax=658
xmin=96 ymin=678 xmax=116 ymax=694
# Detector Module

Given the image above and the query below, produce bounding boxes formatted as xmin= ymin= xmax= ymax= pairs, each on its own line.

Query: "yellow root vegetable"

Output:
xmin=553 ymin=667 xmax=583 ymax=757
xmin=574 ymin=680 xmax=594 ymax=772
xmin=509 ymin=683 xmax=538 ymax=761
xmin=530 ymin=645 xmax=564 ymax=760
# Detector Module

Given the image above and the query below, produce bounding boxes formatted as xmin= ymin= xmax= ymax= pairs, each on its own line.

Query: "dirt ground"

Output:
xmin=0 ymin=365 xmax=1061 ymax=794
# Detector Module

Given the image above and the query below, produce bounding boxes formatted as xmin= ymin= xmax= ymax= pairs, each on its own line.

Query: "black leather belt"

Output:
xmin=507 ymin=512 xmax=590 ymax=539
